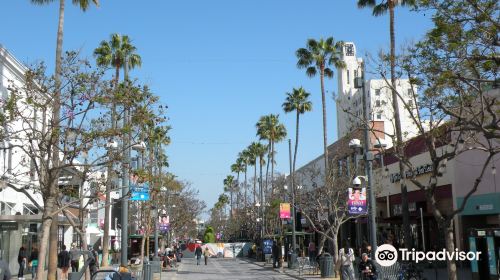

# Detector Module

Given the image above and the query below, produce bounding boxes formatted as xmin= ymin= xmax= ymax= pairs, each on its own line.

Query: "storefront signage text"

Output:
xmin=390 ymin=164 xmax=433 ymax=183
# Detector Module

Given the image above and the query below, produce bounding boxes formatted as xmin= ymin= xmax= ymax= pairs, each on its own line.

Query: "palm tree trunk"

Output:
xmin=319 ymin=65 xmax=329 ymax=187
xmin=48 ymin=1 xmax=65 ymax=279
xmin=259 ymin=157 xmax=264 ymax=240
xmin=253 ymin=164 xmax=257 ymax=206
xmin=389 ymin=2 xmax=411 ymax=249
xmin=244 ymin=166 xmax=248 ymax=208
xmin=102 ymin=65 xmax=120 ymax=268
xmin=293 ymin=111 xmax=300 ymax=195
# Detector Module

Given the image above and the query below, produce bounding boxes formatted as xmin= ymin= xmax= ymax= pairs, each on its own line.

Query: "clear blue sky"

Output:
xmin=1 ymin=0 xmax=432 ymax=217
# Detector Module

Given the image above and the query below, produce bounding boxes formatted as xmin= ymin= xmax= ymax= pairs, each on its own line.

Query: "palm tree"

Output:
xmin=30 ymin=1 xmax=98 ymax=278
xmin=247 ymin=142 xmax=260 ymax=206
xmin=296 ymin=37 xmax=344 ymax=187
xmin=254 ymin=142 xmax=267 ymax=239
xmin=231 ymin=158 xmax=245 ymax=209
xmin=256 ymin=114 xmax=286 ymax=235
xmin=223 ymin=175 xmax=235 ymax=219
xmin=357 ymin=0 xmax=415 ymax=252
xmin=282 ymin=87 xmax=313 ymax=184
xmin=93 ymin=33 xmax=142 ymax=267
xmin=256 ymin=114 xmax=287 ymax=190
xmin=94 ymin=33 xmax=142 ymax=87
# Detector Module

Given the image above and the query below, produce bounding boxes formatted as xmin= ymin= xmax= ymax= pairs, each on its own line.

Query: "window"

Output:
xmin=376 ymin=100 xmax=381 ymax=107
xmin=346 ymin=70 xmax=350 ymax=84
xmin=375 ymin=89 xmax=381 ymax=96
xmin=354 ymin=70 xmax=358 ymax=77
xmin=58 ymin=225 xmax=65 ymax=252
xmin=408 ymin=99 xmax=413 ymax=108
xmin=407 ymin=88 xmax=413 ymax=96
xmin=377 ymin=113 xmax=382 ymax=120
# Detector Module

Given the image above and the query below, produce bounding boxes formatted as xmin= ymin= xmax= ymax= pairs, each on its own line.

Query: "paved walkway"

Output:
xmin=164 ymin=257 xmax=302 ymax=280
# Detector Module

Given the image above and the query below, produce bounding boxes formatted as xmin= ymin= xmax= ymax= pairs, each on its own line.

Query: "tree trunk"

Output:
xmin=48 ymin=209 xmax=59 ymax=280
xmin=37 ymin=198 xmax=55 ymax=279
xmin=317 ymin=234 xmax=327 ymax=255
xmin=253 ymin=165 xmax=257 ymax=207
xmin=140 ymin=236 xmax=146 ymax=262
xmin=47 ymin=1 xmax=64 ymax=278
xmin=444 ymin=222 xmax=458 ymax=280
xmin=319 ymin=65 xmax=329 ymax=187
xmin=102 ymin=160 xmax=112 ymax=267
xmin=389 ymin=2 xmax=412 ymax=249
xmin=244 ymin=166 xmax=248 ymax=208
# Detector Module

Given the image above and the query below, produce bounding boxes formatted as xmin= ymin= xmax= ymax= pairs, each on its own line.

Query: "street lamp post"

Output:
xmin=288 ymin=139 xmax=297 ymax=268
xmin=354 ymin=65 xmax=378 ymax=258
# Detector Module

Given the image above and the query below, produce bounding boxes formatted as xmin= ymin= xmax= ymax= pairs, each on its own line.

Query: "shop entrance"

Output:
xmin=469 ymin=228 xmax=500 ymax=280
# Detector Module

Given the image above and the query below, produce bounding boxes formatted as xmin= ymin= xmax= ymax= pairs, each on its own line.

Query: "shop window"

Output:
xmin=58 ymin=225 xmax=65 ymax=252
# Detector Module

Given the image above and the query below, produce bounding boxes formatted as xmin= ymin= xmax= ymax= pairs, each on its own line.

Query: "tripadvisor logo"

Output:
xmin=375 ymin=244 xmax=481 ymax=267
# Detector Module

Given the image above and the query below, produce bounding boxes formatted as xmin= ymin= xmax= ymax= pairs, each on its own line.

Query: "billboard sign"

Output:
xmin=348 ymin=187 xmax=367 ymax=215
xmin=279 ymin=203 xmax=291 ymax=219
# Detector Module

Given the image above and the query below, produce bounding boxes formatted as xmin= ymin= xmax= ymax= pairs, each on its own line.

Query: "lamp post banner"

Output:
xmin=279 ymin=203 xmax=291 ymax=219
xmin=348 ymin=187 xmax=367 ymax=215
xmin=130 ymin=182 xmax=150 ymax=201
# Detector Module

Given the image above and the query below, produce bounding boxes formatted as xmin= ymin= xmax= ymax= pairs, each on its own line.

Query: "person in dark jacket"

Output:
xmin=58 ymin=245 xmax=71 ymax=280
xmin=358 ymin=253 xmax=378 ymax=280
xmin=29 ymin=247 xmax=39 ymax=279
xmin=195 ymin=245 xmax=202 ymax=265
xmin=18 ymin=246 xmax=27 ymax=278
xmin=272 ymin=241 xmax=280 ymax=268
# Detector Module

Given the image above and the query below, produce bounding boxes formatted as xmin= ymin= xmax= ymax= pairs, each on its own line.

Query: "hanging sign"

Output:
xmin=279 ymin=203 xmax=291 ymax=219
xmin=348 ymin=187 xmax=367 ymax=215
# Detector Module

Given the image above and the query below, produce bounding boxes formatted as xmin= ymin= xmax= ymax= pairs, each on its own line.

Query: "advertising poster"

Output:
xmin=347 ymin=187 xmax=367 ymax=215
xmin=159 ymin=215 xmax=169 ymax=233
xmin=279 ymin=203 xmax=291 ymax=219
xmin=130 ymin=174 xmax=150 ymax=201
xmin=262 ymin=239 xmax=273 ymax=255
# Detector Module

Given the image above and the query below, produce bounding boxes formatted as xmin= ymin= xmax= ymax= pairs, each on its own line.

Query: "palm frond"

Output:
xmin=324 ymin=68 xmax=334 ymax=78
xmin=357 ymin=0 xmax=377 ymax=8
xmin=373 ymin=2 xmax=390 ymax=16
xmin=30 ymin=0 xmax=54 ymax=5
xmin=306 ymin=67 xmax=317 ymax=77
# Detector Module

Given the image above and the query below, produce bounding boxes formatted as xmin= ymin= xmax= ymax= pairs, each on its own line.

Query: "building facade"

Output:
xmin=335 ymin=42 xmax=419 ymax=146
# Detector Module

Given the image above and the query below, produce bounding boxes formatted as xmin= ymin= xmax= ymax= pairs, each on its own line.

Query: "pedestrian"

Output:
xmin=17 ymin=245 xmax=27 ymax=278
xmin=89 ymin=246 xmax=99 ymax=276
xmin=69 ymin=243 xmax=81 ymax=272
xmin=57 ymin=245 xmax=71 ymax=280
xmin=29 ymin=246 xmax=39 ymax=280
xmin=358 ymin=253 xmax=378 ymax=280
xmin=272 ymin=241 xmax=279 ymax=268
xmin=203 ymin=247 xmax=211 ymax=265
xmin=339 ymin=239 xmax=355 ymax=280
xmin=308 ymin=241 xmax=316 ymax=265
xmin=195 ymin=245 xmax=202 ymax=265
xmin=0 ymin=259 xmax=11 ymax=280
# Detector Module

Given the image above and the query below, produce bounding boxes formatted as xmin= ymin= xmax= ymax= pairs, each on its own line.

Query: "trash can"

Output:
xmin=143 ymin=262 xmax=152 ymax=280
xmin=319 ymin=253 xmax=334 ymax=278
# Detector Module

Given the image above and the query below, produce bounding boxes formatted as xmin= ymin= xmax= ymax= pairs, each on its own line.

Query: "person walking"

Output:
xmin=339 ymin=239 xmax=356 ymax=280
xmin=29 ymin=246 xmax=39 ymax=280
xmin=58 ymin=245 xmax=71 ymax=280
xmin=17 ymin=245 xmax=27 ymax=278
xmin=69 ymin=243 xmax=80 ymax=272
xmin=308 ymin=241 xmax=316 ymax=265
xmin=195 ymin=245 xmax=202 ymax=265
xmin=358 ymin=253 xmax=378 ymax=280
xmin=272 ymin=241 xmax=279 ymax=268
xmin=203 ymin=247 xmax=211 ymax=265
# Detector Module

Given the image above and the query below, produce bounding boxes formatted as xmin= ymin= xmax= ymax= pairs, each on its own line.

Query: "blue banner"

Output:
xmin=262 ymin=239 xmax=273 ymax=255
xmin=130 ymin=182 xmax=150 ymax=201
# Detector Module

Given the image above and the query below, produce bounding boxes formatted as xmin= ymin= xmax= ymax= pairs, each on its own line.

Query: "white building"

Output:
xmin=0 ymin=44 xmax=47 ymax=272
xmin=336 ymin=42 xmax=419 ymax=147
